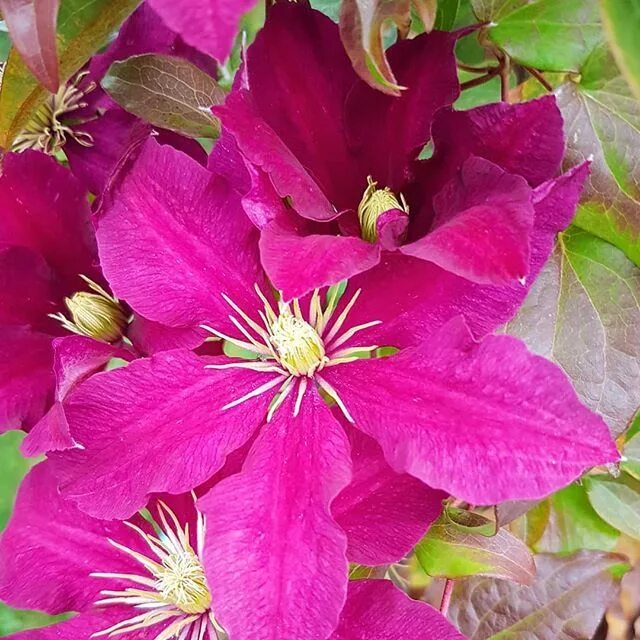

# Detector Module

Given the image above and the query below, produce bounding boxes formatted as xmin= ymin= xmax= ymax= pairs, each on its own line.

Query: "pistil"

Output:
xmin=357 ymin=176 xmax=408 ymax=243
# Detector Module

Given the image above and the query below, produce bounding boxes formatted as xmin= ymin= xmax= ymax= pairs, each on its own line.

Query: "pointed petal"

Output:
xmin=200 ymin=388 xmax=351 ymax=640
xmin=330 ymin=580 xmax=465 ymax=640
xmin=0 ymin=463 xmax=142 ymax=614
xmin=216 ymin=3 xmax=360 ymax=216
xmin=344 ymin=31 xmax=459 ymax=190
xmin=323 ymin=317 xmax=619 ymax=504
xmin=0 ymin=327 xmax=53 ymax=433
xmin=402 ymin=157 xmax=534 ymax=285
xmin=147 ymin=0 xmax=256 ymax=63
xmin=344 ymin=164 xmax=589 ymax=350
xmin=50 ymin=350 xmax=276 ymax=519
xmin=95 ymin=138 xmax=262 ymax=332
xmin=333 ymin=424 xmax=446 ymax=565
xmin=260 ymin=213 xmax=380 ymax=301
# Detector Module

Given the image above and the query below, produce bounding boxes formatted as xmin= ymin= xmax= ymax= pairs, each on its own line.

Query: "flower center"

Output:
xmin=270 ymin=309 xmax=327 ymax=377
xmin=92 ymin=498 xmax=224 ymax=639
xmin=12 ymin=71 xmax=96 ymax=155
xmin=155 ymin=548 xmax=211 ymax=614
xmin=357 ymin=176 xmax=408 ymax=243
xmin=50 ymin=275 xmax=127 ymax=343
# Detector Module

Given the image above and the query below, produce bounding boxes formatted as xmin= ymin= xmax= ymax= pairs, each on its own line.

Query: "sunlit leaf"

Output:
xmin=0 ymin=431 xmax=32 ymax=530
xmin=0 ymin=0 xmax=59 ymax=91
xmin=600 ymin=0 xmax=640 ymax=101
xmin=504 ymin=227 xmax=640 ymax=437
xmin=415 ymin=511 xmax=535 ymax=584
xmin=448 ymin=551 xmax=627 ymax=640
xmin=487 ymin=0 xmax=603 ymax=72
xmin=507 ymin=500 xmax=550 ymax=548
xmin=102 ymin=54 xmax=225 ymax=139
xmin=535 ymin=483 xmax=619 ymax=553
xmin=557 ymin=44 xmax=640 ymax=266
xmin=0 ymin=0 xmax=140 ymax=150
xmin=585 ymin=473 xmax=640 ymax=540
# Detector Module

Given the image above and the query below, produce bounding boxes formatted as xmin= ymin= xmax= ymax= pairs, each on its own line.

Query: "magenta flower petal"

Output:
xmin=324 ymin=317 xmax=618 ymax=504
xmin=200 ymin=389 xmax=351 ymax=640
xmin=332 ymin=424 xmax=446 ymax=565
xmin=0 ymin=246 xmax=59 ymax=328
xmin=216 ymin=3 xmax=360 ymax=216
xmin=0 ymin=152 xmax=97 ymax=287
xmin=96 ymin=139 xmax=261 ymax=331
xmin=147 ymin=0 xmax=255 ymax=63
xmin=344 ymin=31 xmax=459 ymax=190
xmin=127 ymin=314 xmax=206 ymax=355
xmin=0 ymin=463 xmax=141 ymax=614
xmin=50 ymin=350 xmax=276 ymax=518
xmin=260 ymin=213 xmax=381 ymax=300
xmin=0 ymin=327 xmax=53 ymax=433
xmin=402 ymin=157 xmax=534 ymax=284
xmin=344 ymin=164 xmax=589 ymax=350
xmin=330 ymin=580 xmax=465 ymax=640
xmin=21 ymin=336 xmax=130 ymax=456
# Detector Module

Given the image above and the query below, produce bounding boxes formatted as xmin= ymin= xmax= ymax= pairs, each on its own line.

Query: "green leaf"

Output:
xmin=600 ymin=0 xmax=640 ymax=101
xmin=535 ymin=483 xmax=619 ymax=553
xmin=623 ymin=430 xmax=640 ymax=480
xmin=585 ymin=473 xmax=640 ymax=539
xmin=455 ymin=69 xmax=501 ymax=109
xmin=415 ymin=511 xmax=535 ymax=584
xmin=487 ymin=0 xmax=603 ymax=72
xmin=102 ymin=54 xmax=225 ymax=139
xmin=507 ymin=500 xmax=550 ymax=548
xmin=448 ymin=551 xmax=626 ymax=640
xmin=0 ymin=604 xmax=68 ymax=636
xmin=557 ymin=44 xmax=640 ymax=266
xmin=0 ymin=432 xmax=32 ymax=530
xmin=470 ymin=0 xmax=529 ymax=21
xmin=0 ymin=0 xmax=140 ymax=149
xmin=311 ymin=0 xmax=341 ymax=21
xmin=504 ymin=227 xmax=640 ymax=437
xmin=434 ymin=0 xmax=460 ymax=29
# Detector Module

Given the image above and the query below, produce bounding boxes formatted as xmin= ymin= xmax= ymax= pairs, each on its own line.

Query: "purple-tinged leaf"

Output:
xmin=448 ymin=551 xmax=627 ymax=640
xmin=101 ymin=53 xmax=225 ymax=139
xmin=415 ymin=510 xmax=536 ymax=584
xmin=0 ymin=0 xmax=59 ymax=92
xmin=504 ymin=227 xmax=640 ymax=437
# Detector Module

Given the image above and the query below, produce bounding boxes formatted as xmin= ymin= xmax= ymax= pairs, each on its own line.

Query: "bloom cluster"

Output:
xmin=0 ymin=2 xmax=620 ymax=640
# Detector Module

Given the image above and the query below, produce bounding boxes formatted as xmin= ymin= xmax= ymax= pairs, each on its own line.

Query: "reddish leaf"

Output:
xmin=0 ymin=0 xmax=59 ymax=92
xmin=339 ymin=0 xmax=411 ymax=96
xmin=448 ymin=551 xmax=627 ymax=639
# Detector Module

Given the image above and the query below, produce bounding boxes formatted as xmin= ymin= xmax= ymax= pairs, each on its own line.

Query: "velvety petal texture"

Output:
xmin=51 ymin=350 xmax=276 ymax=518
xmin=330 ymin=580 xmax=465 ymax=639
xmin=200 ymin=389 xmax=351 ymax=640
xmin=333 ymin=425 xmax=446 ymax=565
xmin=324 ymin=317 xmax=618 ymax=504
xmin=96 ymin=140 xmax=261 ymax=333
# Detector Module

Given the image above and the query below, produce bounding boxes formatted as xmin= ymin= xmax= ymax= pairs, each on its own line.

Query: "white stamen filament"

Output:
xmin=91 ymin=497 xmax=225 ymax=640
xmin=201 ymin=285 xmax=381 ymax=422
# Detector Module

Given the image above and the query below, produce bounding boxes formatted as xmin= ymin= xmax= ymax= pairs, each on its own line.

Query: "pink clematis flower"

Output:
xmin=0 ymin=463 xmax=464 ymax=640
xmin=48 ymin=139 xmax=618 ymax=639
xmin=0 ymin=150 xmax=202 ymax=449
xmin=11 ymin=3 xmax=214 ymax=195
xmin=215 ymin=2 xmax=576 ymax=306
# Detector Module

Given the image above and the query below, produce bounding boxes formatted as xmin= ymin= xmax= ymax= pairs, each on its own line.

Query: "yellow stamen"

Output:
xmin=50 ymin=275 xmax=127 ymax=343
xmin=12 ymin=71 xmax=96 ymax=155
xmin=357 ymin=176 xmax=408 ymax=243
xmin=270 ymin=306 xmax=327 ymax=377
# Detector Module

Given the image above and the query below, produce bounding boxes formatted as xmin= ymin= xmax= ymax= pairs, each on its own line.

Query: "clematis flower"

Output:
xmin=10 ymin=2 xmax=213 ymax=195
xmin=215 ymin=2 xmax=574 ymax=309
xmin=0 ymin=150 xmax=201 ymax=444
xmin=48 ymin=139 xmax=618 ymax=640
xmin=0 ymin=463 xmax=464 ymax=640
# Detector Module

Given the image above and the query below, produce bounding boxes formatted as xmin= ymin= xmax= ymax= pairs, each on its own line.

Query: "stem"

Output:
xmin=457 ymin=61 xmax=498 ymax=74
xmin=440 ymin=579 xmax=454 ymax=616
xmin=525 ymin=66 xmax=553 ymax=92
xmin=460 ymin=68 xmax=499 ymax=91
xmin=499 ymin=53 xmax=511 ymax=102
